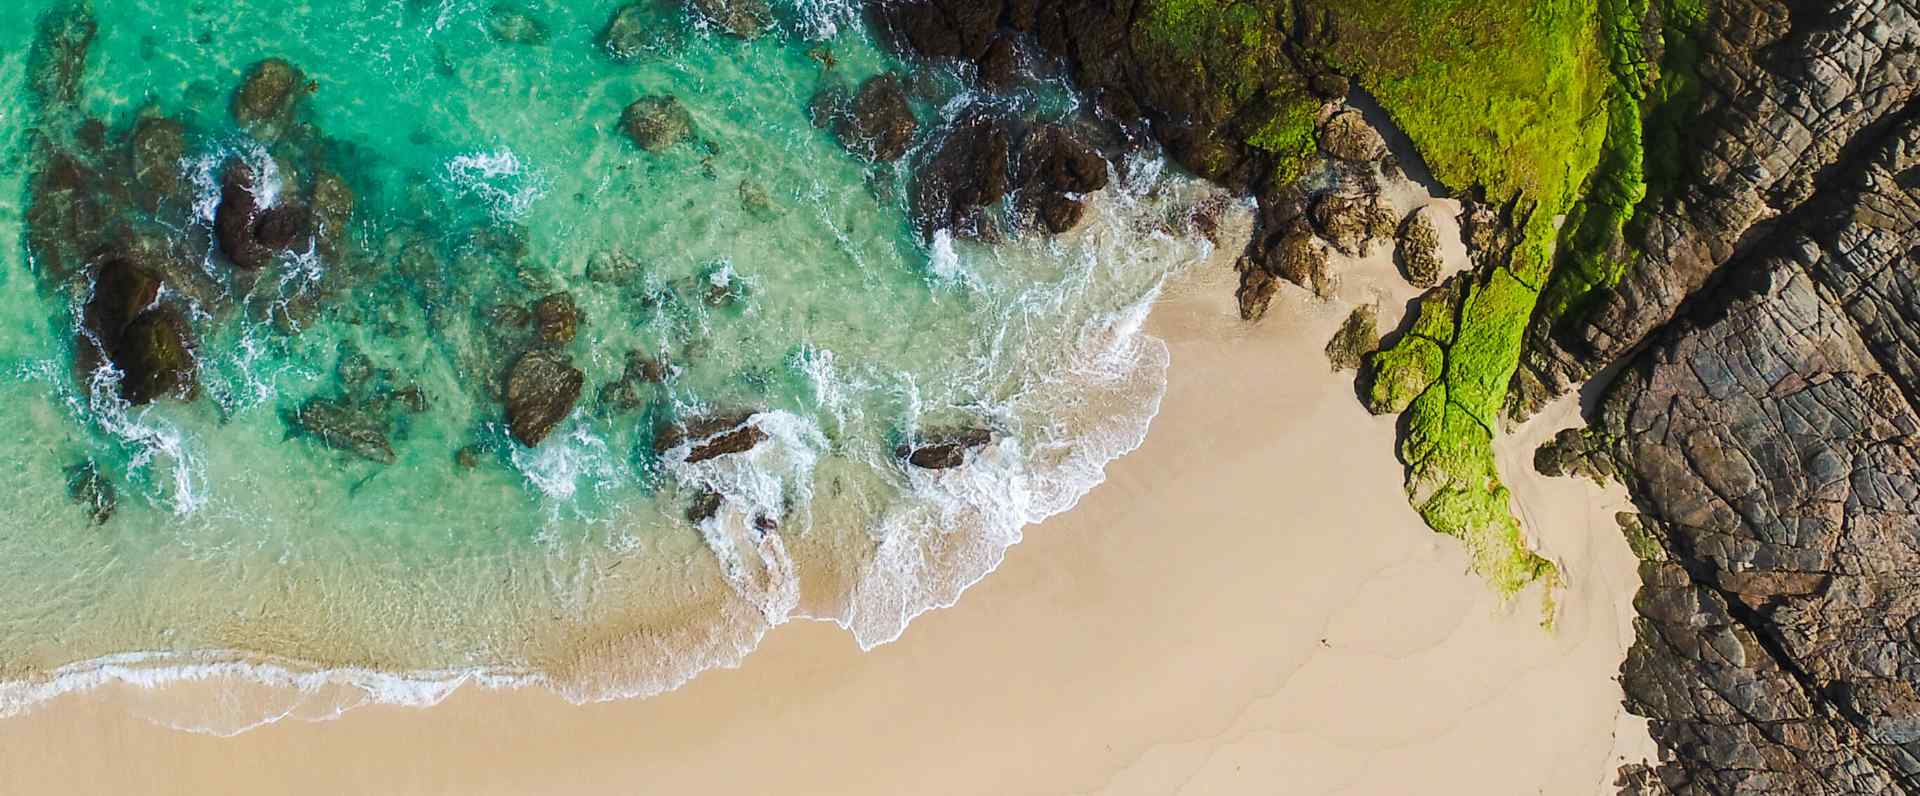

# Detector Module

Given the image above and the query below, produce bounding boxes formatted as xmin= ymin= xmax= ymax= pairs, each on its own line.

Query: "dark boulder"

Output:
xmin=686 ymin=422 xmax=769 ymax=463
xmin=912 ymin=116 xmax=1011 ymax=239
xmin=115 ymin=307 xmax=198 ymax=405
xmin=1017 ymin=125 xmax=1109 ymax=235
xmin=214 ymin=160 xmax=270 ymax=270
xmin=252 ymin=204 xmax=314 ymax=252
xmin=84 ymin=259 xmax=161 ymax=343
xmin=897 ymin=427 xmax=992 ymax=470
xmin=835 ymin=74 xmax=917 ymax=162
xmin=293 ymin=398 xmax=396 ymax=464
xmin=977 ymin=34 xmax=1019 ymax=88
xmin=504 ymin=349 xmax=583 ymax=446
xmin=872 ymin=0 xmax=1001 ymax=61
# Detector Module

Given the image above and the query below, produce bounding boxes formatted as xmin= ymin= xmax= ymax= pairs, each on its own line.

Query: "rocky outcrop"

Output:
xmin=1324 ymin=304 xmax=1377 ymax=372
xmin=1015 ymin=125 xmax=1109 ymax=235
xmin=688 ymin=0 xmax=773 ymax=39
xmin=897 ymin=428 xmax=992 ymax=469
xmin=1395 ymin=208 xmax=1442 ymax=289
xmin=1591 ymin=104 xmax=1920 ymax=794
xmin=911 ymin=115 xmax=1010 ymax=239
xmin=1513 ymin=0 xmax=1920 ymax=419
xmin=504 ymin=350 xmax=584 ymax=447
xmin=831 ymin=74 xmax=918 ymax=163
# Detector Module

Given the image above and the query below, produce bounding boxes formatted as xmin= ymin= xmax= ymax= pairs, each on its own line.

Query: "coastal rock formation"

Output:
xmin=898 ymin=428 xmax=992 ymax=469
xmin=601 ymin=3 xmax=675 ymax=61
xmin=505 ymin=350 xmax=584 ymax=446
xmin=835 ymin=74 xmax=918 ymax=163
xmin=1584 ymin=89 xmax=1920 ymax=793
xmin=1512 ymin=0 xmax=1920 ymax=420
xmin=911 ymin=115 xmax=1010 ymax=239
xmin=1015 ymin=125 xmax=1109 ymax=235
xmin=1394 ymin=208 xmax=1442 ymax=289
xmin=1324 ymin=304 xmax=1377 ymax=372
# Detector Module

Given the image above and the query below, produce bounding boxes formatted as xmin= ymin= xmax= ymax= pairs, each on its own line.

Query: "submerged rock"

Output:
xmin=601 ymin=3 xmax=677 ymax=61
xmin=1395 ymin=208 xmax=1443 ymax=289
xmin=599 ymin=348 xmax=671 ymax=412
xmin=487 ymin=4 xmax=550 ymax=45
xmin=620 ymin=95 xmax=694 ymax=152
xmin=293 ymin=398 xmax=396 ymax=464
xmin=230 ymin=58 xmax=307 ymax=138
xmin=65 ymin=461 xmax=116 ymax=526
xmin=586 ymin=250 xmax=642 ymax=284
xmin=897 ymin=428 xmax=992 ymax=469
xmin=128 ymin=115 xmax=188 ymax=211
xmin=1324 ymin=304 xmax=1378 ymax=371
xmin=686 ymin=0 xmax=773 ymax=39
xmin=504 ymin=349 xmax=583 ymax=446
xmin=532 ymin=292 xmax=579 ymax=345
xmin=28 ymin=3 xmax=96 ymax=110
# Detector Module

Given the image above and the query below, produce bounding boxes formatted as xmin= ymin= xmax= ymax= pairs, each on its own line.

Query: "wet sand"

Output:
xmin=0 ymin=227 xmax=1652 ymax=795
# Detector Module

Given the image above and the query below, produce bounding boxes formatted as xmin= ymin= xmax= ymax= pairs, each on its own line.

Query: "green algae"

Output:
xmin=1131 ymin=0 xmax=1631 ymax=597
xmin=1521 ymin=0 xmax=1706 ymax=408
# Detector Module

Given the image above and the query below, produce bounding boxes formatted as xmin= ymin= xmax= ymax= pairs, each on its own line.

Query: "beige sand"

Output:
xmin=0 ymin=222 xmax=1652 ymax=795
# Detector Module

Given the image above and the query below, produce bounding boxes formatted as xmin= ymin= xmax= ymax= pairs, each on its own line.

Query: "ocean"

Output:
xmin=0 ymin=0 xmax=1219 ymax=732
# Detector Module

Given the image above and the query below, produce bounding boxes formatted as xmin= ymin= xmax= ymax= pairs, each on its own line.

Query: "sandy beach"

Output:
xmin=0 ymin=229 xmax=1652 ymax=795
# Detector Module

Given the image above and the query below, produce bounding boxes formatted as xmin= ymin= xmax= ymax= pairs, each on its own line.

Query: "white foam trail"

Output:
xmin=442 ymin=147 xmax=549 ymax=222
xmin=0 ymin=151 xmax=1233 ymax=735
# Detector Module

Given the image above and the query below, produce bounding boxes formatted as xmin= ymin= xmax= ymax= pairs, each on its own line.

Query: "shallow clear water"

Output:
xmin=0 ymin=0 xmax=1217 ymax=729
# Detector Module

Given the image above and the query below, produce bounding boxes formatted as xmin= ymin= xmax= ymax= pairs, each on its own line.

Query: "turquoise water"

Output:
xmin=0 ymin=0 xmax=1217 ymax=729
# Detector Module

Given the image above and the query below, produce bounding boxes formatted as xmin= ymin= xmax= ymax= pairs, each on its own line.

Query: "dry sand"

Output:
xmin=0 ymin=218 xmax=1654 ymax=795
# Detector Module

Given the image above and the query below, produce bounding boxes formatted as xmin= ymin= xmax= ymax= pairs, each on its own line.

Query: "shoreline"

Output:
xmin=0 ymin=212 xmax=1652 ymax=793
